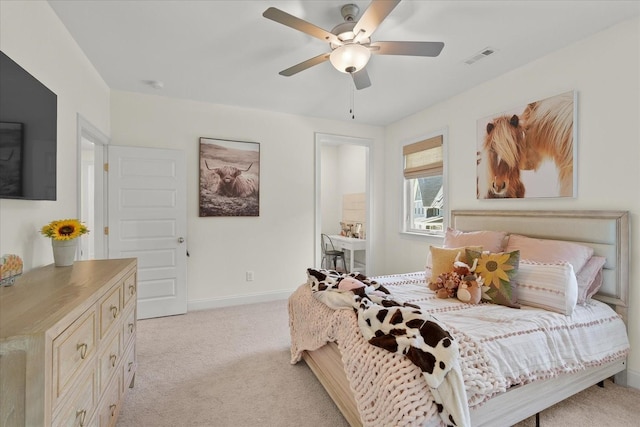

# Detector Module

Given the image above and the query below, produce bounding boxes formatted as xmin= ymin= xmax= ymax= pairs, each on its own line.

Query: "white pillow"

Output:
xmin=516 ymin=260 xmax=578 ymax=315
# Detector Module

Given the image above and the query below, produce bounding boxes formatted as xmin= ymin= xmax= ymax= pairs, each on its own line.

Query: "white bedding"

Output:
xmin=378 ymin=272 xmax=630 ymax=390
xmin=289 ymin=271 xmax=630 ymax=426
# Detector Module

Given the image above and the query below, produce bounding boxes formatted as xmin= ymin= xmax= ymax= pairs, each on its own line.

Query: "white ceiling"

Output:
xmin=48 ymin=0 xmax=639 ymax=126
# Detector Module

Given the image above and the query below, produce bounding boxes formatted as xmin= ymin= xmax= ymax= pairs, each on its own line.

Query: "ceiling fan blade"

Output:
xmin=351 ymin=68 xmax=371 ymax=90
xmin=353 ymin=0 xmax=401 ymax=42
xmin=370 ymin=41 xmax=444 ymax=57
xmin=279 ymin=53 xmax=330 ymax=77
xmin=263 ymin=7 xmax=341 ymax=45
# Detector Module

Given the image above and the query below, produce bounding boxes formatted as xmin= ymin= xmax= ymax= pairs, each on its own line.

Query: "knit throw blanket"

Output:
xmin=306 ymin=268 xmax=470 ymax=427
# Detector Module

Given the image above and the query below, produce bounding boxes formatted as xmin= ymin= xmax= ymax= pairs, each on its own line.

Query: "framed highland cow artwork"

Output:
xmin=199 ymin=137 xmax=260 ymax=217
xmin=476 ymin=91 xmax=577 ymax=199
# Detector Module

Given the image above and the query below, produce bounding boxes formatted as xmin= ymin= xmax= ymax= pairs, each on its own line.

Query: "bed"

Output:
xmin=289 ymin=210 xmax=630 ymax=427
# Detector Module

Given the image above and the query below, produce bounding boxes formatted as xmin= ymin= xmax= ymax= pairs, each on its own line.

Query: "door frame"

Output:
xmin=76 ymin=114 xmax=109 ymax=260
xmin=314 ymin=132 xmax=373 ymax=273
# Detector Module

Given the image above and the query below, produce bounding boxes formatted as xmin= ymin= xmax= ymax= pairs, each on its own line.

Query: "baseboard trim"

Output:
xmin=626 ymin=368 xmax=640 ymax=390
xmin=188 ymin=289 xmax=292 ymax=311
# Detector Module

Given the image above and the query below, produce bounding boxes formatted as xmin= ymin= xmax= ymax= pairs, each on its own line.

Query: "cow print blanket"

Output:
xmin=306 ymin=268 xmax=470 ymax=427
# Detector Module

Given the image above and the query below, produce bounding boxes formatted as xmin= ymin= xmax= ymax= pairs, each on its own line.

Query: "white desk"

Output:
xmin=329 ymin=235 xmax=366 ymax=273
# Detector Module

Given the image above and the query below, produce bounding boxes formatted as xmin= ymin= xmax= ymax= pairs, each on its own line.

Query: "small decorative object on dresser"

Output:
xmin=0 ymin=254 xmax=23 ymax=286
xmin=0 ymin=258 xmax=138 ymax=426
xmin=40 ymin=218 xmax=89 ymax=267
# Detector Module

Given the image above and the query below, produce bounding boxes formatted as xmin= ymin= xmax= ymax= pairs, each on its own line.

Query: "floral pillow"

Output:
xmin=466 ymin=249 xmax=521 ymax=308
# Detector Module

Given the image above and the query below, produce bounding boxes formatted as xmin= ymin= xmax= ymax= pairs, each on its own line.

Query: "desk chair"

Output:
xmin=321 ymin=234 xmax=347 ymax=272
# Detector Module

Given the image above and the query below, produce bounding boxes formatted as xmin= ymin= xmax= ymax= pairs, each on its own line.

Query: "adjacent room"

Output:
xmin=1 ymin=1 xmax=639 ymax=426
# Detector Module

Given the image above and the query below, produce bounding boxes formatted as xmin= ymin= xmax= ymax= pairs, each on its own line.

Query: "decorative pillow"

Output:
xmin=516 ymin=260 xmax=578 ymax=315
xmin=505 ymin=234 xmax=593 ymax=274
xmin=466 ymin=249 xmax=520 ymax=308
xmin=576 ymin=256 xmax=606 ymax=304
xmin=429 ymin=245 xmax=482 ymax=283
xmin=444 ymin=227 xmax=507 ymax=253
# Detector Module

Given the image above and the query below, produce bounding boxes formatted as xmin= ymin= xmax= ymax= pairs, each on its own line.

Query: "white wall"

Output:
xmin=320 ymin=145 xmax=341 ymax=236
xmin=109 ymin=91 xmax=384 ymax=307
xmin=0 ymin=1 xmax=110 ymax=269
xmin=383 ymin=17 xmax=640 ymax=387
xmin=338 ymin=144 xmax=367 ymax=195
xmin=321 ymin=144 xmax=367 ymax=236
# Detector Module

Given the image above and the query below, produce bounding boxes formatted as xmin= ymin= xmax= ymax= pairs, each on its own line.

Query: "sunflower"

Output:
xmin=41 ymin=219 xmax=89 ymax=241
xmin=474 ymin=252 xmax=514 ymax=288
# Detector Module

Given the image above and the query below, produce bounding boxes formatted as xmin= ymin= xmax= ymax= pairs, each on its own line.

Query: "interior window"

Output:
xmin=402 ymin=134 xmax=445 ymax=234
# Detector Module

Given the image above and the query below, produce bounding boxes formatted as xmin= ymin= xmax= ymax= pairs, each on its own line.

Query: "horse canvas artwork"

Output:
xmin=199 ymin=138 xmax=260 ymax=216
xmin=477 ymin=91 xmax=576 ymax=199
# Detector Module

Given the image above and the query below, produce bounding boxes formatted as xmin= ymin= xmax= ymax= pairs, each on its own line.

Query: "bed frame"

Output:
xmin=302 ymin=210 xmax=630 ymax=427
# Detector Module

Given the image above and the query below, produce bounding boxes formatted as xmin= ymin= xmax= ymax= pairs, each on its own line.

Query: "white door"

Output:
xmin=108 ymin=146 xmax=187 ymax=319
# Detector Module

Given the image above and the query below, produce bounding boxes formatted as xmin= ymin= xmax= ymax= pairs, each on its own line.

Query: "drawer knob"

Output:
xmin=110 ymin=305 xmax=119 ymax=318
xmin=77 ymin=343 xmax=88 ymax=359
xmin=128 ymin=361 xmax=134 ymax=372
xmin=110 ymin=404 xmax=117 ymax=417
xmin=110 ymin=354 xmax=117 ymax=367
xmin=128 ymin=323 xmax=134 ymax=333
xmin=76 ymin=409 xmax=87 ymax=427
xmin=129 ymin=284 xmax=136 ymax=295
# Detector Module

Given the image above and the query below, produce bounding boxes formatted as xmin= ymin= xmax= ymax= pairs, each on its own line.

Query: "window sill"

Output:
xmin=400 ymin=230 xmax=444 ymax=240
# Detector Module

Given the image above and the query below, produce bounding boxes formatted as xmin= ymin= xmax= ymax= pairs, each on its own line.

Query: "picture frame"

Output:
xmin=199 ymin=137 xmax=260 ymax=217
xmin=476 ymin=91 xmax=577 ymax=199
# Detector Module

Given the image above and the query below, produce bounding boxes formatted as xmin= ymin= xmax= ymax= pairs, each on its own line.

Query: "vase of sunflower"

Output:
xmin=41 ymin=219 xmax=89 ymax=267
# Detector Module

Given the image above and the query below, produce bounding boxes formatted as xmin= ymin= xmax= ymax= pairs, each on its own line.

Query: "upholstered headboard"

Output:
xmin=450 ymin=210 xmax=629 ymax=322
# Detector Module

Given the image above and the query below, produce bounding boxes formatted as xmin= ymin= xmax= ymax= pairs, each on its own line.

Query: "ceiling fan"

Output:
xmin=262 ymin=0 xmax=444 ymax=90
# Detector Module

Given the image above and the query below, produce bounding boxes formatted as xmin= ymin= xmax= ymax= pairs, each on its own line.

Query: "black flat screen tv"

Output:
xmin=0 ymin=50 xmax=57 ymax=200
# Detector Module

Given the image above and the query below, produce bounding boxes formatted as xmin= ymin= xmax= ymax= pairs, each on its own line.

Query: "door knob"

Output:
xmin=178 ymin=237 xmax=185 ymax=243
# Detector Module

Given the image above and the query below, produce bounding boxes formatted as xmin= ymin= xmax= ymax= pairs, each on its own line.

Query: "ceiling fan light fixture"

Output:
xmin=329 ymin=43 xmax=371 ymax=74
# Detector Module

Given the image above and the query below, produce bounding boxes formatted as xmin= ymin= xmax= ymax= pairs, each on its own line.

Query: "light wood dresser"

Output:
xmin=0 ymin=258 xmax=138 ymax=427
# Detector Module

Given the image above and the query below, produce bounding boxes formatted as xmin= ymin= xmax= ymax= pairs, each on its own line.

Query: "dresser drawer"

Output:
xmin=98 ymin=330 xmax=121 ymax=394
xmin=122 ymin=272 xmax=136 ymax=310
xmin=52 ymin=309 xmax=97 ymax=403
xmin=99 ymin=285 xmax=122 ymax=340
xmin=122 ymin=342 xmax=136 ymax=393
xmin=96 ymin=375 xmax=121 ymax=427
xmin=122 ymin=306 xmax=136 ymax=348
xmin=52 ymin=368 xmax=97 ymax=427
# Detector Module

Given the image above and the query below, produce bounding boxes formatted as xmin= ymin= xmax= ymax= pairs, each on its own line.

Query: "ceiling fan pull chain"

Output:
xmin=350 ymin=81 xmax=355 ymax=120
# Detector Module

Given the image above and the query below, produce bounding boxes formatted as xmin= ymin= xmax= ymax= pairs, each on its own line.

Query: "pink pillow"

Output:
xmin=505 ymin=234 xmax=594 ymax=274
xmin=444 ymin=227 xmax=507 ymax=253
xmin=576 ymin=256 xmax=606 ymax=304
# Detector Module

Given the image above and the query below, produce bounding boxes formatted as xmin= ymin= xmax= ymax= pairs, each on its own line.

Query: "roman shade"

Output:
xmin=403 ymin=135 xmax=443 ymax=179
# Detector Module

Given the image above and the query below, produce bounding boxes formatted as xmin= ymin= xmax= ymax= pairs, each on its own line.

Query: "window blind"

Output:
xmin=403 ymin=135 xmax=443 ymax=179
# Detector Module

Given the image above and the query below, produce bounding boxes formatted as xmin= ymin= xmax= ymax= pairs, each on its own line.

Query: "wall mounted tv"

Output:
xmin=0 ymin=50 xmax=57 ymax=200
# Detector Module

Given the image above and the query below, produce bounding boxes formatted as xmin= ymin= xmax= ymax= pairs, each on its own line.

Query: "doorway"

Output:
xmin=77 ymin=115 xmax=108 ymax=260
xmin=315 ymin=133 xmax=373 ymax=274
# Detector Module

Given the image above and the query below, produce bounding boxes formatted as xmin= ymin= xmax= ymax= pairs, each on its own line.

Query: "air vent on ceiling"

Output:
xmin=464 ymin=47 xmax=496 ymax=65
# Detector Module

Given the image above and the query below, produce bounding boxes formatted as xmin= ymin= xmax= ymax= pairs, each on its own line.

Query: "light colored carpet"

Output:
xmin=117 ymin=299 xmax=639 ymax=427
